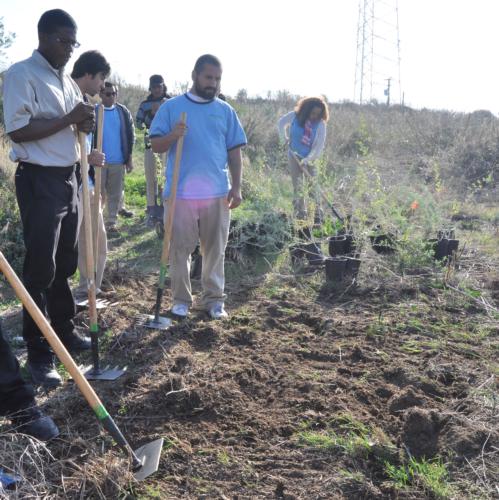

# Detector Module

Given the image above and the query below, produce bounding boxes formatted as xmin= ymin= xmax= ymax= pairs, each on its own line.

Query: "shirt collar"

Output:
xmin=104 ymin=105 xmax=116 ymax=110
xmin=186 ymin=91 xmax=212 ymax=103
xmin=32 ymin=50 xmax=65 ymax=78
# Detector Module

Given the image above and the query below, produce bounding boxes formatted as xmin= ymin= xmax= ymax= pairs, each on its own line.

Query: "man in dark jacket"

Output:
xmin=99 ymin=82 xmax=135 ymax=231
xmin=136 ymin=74 xmax=171 ymax=226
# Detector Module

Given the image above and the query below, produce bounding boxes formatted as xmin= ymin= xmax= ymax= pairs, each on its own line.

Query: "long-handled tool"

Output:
xmin=138 ymin=112 xmax=186 ymax=330
xmin=75 ymin=106 xmax=110 ymax=311
xmin=78 ymin=132 xmax=126 ymax=381
xmin=291 ymin=150 xmax=344 ymax=223
xmin=0 ymin=251 xmax=162 ymax=481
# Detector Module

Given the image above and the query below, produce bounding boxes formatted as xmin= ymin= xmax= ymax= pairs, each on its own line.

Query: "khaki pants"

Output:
xmin=144 ymin=149 xmax=166 ymax=206
xmin=101 ymin=163 xmax=124 ymax=224
xmin=288 ymin=151 xmax=323 ymax=221
xmin=75 ymin=188 xmax=107 ymax=298
xmin=164 ymin=197 xmax=230 ymax=308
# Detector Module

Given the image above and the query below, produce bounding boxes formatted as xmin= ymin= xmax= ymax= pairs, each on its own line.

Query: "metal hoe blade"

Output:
xmin=138 ymin=314 xmax=172 ymax=330
xmin=80 ymin=364 xmax=127 ymax=381
xmin=133 ymin=438 xmax=164 ymax=481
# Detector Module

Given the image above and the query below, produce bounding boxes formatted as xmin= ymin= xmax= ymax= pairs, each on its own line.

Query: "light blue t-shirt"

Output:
xmin=102 ymin=106 xmax=124 ymax=164
xmin=149 ymin=94 xmax=247 ymax=199
xmin=290 ymin=116 xmax=320 ymax=158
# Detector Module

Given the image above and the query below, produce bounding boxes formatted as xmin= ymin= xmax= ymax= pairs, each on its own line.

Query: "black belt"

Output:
xmin=18 ymin=161 xmax=78 ymax=174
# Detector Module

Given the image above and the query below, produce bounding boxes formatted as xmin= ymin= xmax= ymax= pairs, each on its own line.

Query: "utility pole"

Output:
xmin=384 ymin=77 xmax=391 ymax=106
xmin=354 ymin=0 xmax=402 ymax=104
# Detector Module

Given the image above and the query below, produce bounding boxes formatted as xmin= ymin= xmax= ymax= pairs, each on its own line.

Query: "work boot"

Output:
xmin=118 ymin=207 xmax=134 ymax=218
xmin=10 ymin=407 xmax=60 ymax=441
xmin=27 ymin=361 xmax=62 ymax=388
xmin=61 ymin=330 xmax=91 ymax=353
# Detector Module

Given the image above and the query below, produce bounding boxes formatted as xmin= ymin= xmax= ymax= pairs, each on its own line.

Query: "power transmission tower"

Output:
xmin=354 ymin=0 xmax=402 ymax=105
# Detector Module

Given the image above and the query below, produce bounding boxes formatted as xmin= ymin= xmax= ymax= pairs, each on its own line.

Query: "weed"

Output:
xmin=384 ymin=457 xmax=456 ymax=498
xmin=216 ymin=450 xmax=231 ymax=466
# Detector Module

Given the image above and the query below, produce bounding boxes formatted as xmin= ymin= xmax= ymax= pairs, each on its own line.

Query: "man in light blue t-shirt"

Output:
xmin=99 ymin=82 xmax=135 ymax=231
xmin=150 ymin=54 xmax=247 ymax=319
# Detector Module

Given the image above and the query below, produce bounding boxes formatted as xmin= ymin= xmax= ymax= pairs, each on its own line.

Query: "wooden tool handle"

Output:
xmin=160 ymin=112 xmax=187 ymax=269
xmin=92 ymin=105 xmax=104 ymax=264
xmin=79 ymin=133 xmax=98 ymax=333
xmin=0 ymin=251 xmax=104 ymax=413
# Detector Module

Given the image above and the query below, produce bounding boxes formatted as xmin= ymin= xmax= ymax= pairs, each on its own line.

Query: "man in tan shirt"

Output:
xmin=3 ymin=9 xmax=95 ymax=388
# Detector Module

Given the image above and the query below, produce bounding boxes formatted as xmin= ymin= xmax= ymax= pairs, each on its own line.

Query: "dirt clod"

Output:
xmin=388 ymin=387 xmax=425 ymax=414
xmin=401 ymin=408 xmax=442 ymax=458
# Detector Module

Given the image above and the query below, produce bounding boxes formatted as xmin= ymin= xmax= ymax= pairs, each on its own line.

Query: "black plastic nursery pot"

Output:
xmin=303 ymin=242 xmax=324 ymax=266
xmin=346 ymin=257 xmax=361 ymax=279
xmin=446 ymin=239 xmax=459 ymax=258
xmin=325 ymin=257 xmax=348 ymax=283
xmin=328 ymin=235 xmax=347 ymax=257
xmin=328 ymin=233 xmax=358 ymax=257
xmin=344 ymin=233 xmax=356 ymax=255
xmin=369 ymin=234 xmax=396 ymax=254
xmin=427 ymin=238 xmax=448 ymax=260
xmin=437 ymin=227 xmax=456 ymax=240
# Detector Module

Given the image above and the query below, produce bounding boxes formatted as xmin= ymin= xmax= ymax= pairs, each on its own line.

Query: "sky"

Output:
xmin=1 ymin=0 xmax=498 ymax=113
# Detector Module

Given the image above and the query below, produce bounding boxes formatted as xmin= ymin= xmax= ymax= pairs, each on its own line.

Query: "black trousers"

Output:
xmin=15 ymin=163 xmax=79 ymax=364
xmin=0 ymin=325 xmax=35 ymax=415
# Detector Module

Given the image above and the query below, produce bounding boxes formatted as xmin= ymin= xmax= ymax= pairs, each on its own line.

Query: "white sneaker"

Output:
xmin=171 ymin=303 xmax=189 ymax=317
xmin=209 ymin=303 xmax=228 ymax=320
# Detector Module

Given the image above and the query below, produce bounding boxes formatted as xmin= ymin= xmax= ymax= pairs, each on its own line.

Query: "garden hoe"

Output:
xmin=78 ymin=131 xmax=126 ymax=381
xmin=75 ymin=106 xmax=112 ymax=312
xmin=291 ymin=150 xmax=344 ymax=223
xmin=137 ymin=112 xmax=187 ymax=330
xmin=0 ymin=251 xmax=163 ymax=481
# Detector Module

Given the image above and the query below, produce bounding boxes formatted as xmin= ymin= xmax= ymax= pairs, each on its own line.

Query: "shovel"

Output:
xmin=0 ymin=251 xmax=162 ymax=481
xmin=137 ymin=112 xmax=187 ymax=330
xmin=78 ymin=131 xmax=126 ymax=381
xmin=290 ymin=150 xmax=344 ymax=223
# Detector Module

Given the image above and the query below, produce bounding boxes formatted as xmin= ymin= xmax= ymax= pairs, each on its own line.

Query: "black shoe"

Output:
xmin=61 ymin=331 xmax=91 ymax=353
xmin=27 ymin=361 xmax=62 ymax=388
xmin=11 ymin=407 xmax=60 ymax=441
xmin=119 ymin=208 xmax=134 ymax=218
xmin=106 ymin=224 xmax=120 ymax=235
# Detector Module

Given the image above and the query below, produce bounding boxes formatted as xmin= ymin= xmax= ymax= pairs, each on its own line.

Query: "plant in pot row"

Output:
xmin=290 ymin=226 xmax=325 ymax=267
xmin=427 ymin=228 xmax=459 ymax=261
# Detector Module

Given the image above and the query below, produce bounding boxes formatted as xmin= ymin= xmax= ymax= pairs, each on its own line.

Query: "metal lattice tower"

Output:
xmin=354 ymin=0 xmax=402 ymax=104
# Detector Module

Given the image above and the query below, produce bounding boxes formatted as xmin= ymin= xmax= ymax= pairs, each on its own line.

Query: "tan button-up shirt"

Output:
xmin=3 ymin=50 xmax=82 ymax=167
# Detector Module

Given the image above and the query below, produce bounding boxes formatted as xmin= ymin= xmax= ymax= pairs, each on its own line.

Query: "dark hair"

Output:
xmin=294 ymin=96 xmax=329 ymax=126
xmin=146 ymin=75 xmax=168 ymax=100
xmin=103 ymin=81 xmax=118 ymax=92
xmin=38 ymin=9 xmax=77 ymax=34
xmin=193 ymin=54 xmax=222 ymax=74
xmin=149 ymin=74 xmax=164 ymax=88
xmin=71 ymin=50 xmax=110 ymax=79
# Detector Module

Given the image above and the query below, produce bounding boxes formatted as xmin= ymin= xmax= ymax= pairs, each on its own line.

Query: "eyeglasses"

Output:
xmin=101 ymin=92 xmax=117 ymax=97
xmin=55 ymin=37 xmax=81 ymax=48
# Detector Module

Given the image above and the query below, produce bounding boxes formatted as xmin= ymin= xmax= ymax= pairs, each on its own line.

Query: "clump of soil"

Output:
xmin=388 ymin=387 xmax=425 ymax=414
xmin=440 ymin=416 xmax=498 ymax=461
xmin=401 ymin=408 xmax=442 ymax=458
